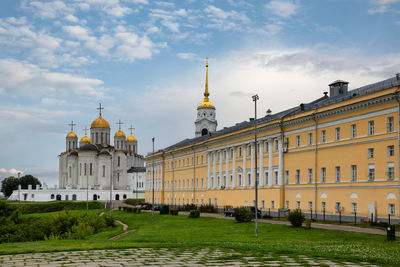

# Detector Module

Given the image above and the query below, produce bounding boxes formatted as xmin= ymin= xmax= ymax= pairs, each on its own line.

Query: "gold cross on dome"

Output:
xmin=128 ymin=124 xmax=135 ymax=135
xmin=68 ymin=120 xmax=76 ymax=132
xmin=97 ymin=103 xmax=104 ymax=116
xmin=116 ymin=120 xmax=124 ymax=130
xmin=83 ymin=126 xmax=89 ymax=136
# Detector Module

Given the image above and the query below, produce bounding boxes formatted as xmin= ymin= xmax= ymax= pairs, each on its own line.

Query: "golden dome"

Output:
xmin=198 ymin=101 xmax=215 ymax=108
xmin=80 ymin=135 xmax=91 ymax=143
xmin=66 ymin=131 xmax=77 ymax=138
xmin=91 ymin=115 xmax=110 ymax=129
xmin=126 ymin=134 xmax=137 ymax=142
xmin=115 ymin=129 xmax=126 ymax=137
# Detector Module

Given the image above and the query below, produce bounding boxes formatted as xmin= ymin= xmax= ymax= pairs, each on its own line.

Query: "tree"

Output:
xmin=19 ymin=175 xmax=41 ymax=190
xmin=1 ymin=176 xmax=19 ymax=197
xmin=1 ymin=175 xmax=41 ymax=197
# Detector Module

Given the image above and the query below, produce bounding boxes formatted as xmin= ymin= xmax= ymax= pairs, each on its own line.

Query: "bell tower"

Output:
xmin=195 ymin=58 xmax=217 ymax=137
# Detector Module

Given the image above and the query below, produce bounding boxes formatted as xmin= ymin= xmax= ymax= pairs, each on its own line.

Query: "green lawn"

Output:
xmin=1 ymin=211 xmax=399 ymax=266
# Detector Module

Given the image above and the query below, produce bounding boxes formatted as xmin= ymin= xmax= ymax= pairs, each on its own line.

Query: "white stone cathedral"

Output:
xmin=9 ymin=105 xmax=146 ymax=202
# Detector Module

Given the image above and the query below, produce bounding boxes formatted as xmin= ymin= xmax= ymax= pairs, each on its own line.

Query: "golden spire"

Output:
xmin=204 ymin=57 xmax=209 ymax=102
xmin=198 ymin=57 xmax=215 ymax=109
xmin=80 ymin=126 xmax=91 ymax=143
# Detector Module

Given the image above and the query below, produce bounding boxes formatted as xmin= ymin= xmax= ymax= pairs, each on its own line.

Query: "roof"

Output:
xmin=329 ymin=80 xmax=349 ymax=86
xmin=127 ymin=167 xmax=146 ymax=173
xmin=150 ymin=75 xmax=400 ymax=155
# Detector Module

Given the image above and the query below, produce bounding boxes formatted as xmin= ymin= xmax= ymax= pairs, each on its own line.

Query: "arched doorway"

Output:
xmin=115 ymin=194 xmax=120 ymax=200
xmin=201 ymin=128 xmax=208 ymax=136
xmin=72 ymin=194 xmax=77 ymax=200
xmin=93 ymin=194 xmax=98 ymax=200
xmin=56 ymin=194 xmax=62 ymax=201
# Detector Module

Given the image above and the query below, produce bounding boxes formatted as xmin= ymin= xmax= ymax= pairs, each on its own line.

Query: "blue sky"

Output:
xmin=0 ymin=0 xmax=400 ymax=186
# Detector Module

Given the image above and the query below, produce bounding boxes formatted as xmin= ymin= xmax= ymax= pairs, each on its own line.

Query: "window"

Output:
xmin=201 ymin=155 xmax=204 ymax=164
xmin=51 ymin=194 xmax=55 ymax=200
xmin=271 ymin=200 xmax=275 ymax=209
xmin=90 ymin=163 xmax=93 ymax=175
xmin=285 ymin=170 xmax=289 ymax=184
xmin=201 ymin=178 xmax=204 ymax=187
xmin=387 ymin=162 xmax=395 ymax=180
xmin=322 ymin=202 xmax=326 ymax=211
xmin=335 ymin=166 xmax=340 ymax=182
xmin=296 ymin=135 xmax=300 ymax=147
xmin=368 ymin=121 xmax=374 ymax=135
xmin=321 ymin=130 xmax=326 ymax=143
xmin=274 ymin=171 xmax=278 ymax=184
xmin=295 ymin=170 xmax=300 ymax=184
xmin=368 ymin=164 xmax=375 ymax=181
xmin=118 ymin=156 xmax=120 ymax=167
xmin=239 ymin=147 xmax=242 ymax=157
xmin=224 ymin=150 xmax=227 ymax=160
xmin=335 ymin=127 xmax=340 ymax=141
xmin=368 ymin=148 xmax=374 ymax=158
xmin=351 ymin=165 xmax=357 ymax=181
xmin=308 ymin=201 xmax=313 ymax=211
xmin=117 ymin=172 xmax=119 ymax=182
xmin=265 ymin=141 xmax=269 ymax=152
xmin=257 ymin=143 xmax=260 ymax=154
xmin=248 ymin=145 xmax=251 ymax=156
xmin=183 ymin=180 xmax=185 ymax=188
xmin=387 ymin=145 xmax=394 ymax=156
xmin=248 ymin=173 xmax=251 ymax=185
xmin=389 ymin=204 xmax=395 ymax=215
xmin=230 ymin=175 xmax=233 ymax=183
xmin=69 ymin=166 xmax=71 ymax=178
xmin=230 ymin=149 xmax=234 ymax=159
xmin=238 ymin=174 xmax=242 ymax=186
xmin=84 ymin=163 xmax=87 ymax=175
xmin=102 ymin=165 xmax=106 ymax=177
xmin=261 ymin=200 xmax=265 ymax=209
xmin=296 ymin=201 xmax=301 ymax=210
xmin=285 ymin=201 xmax=289 ymax=209
xmin=223 ymin=176 xmax=226 ymax=186
xmin=321 ymin=168 xmax=326 ymax=183
xmin=387 ymin=116 xmax=394 ymax=132
xmin=308 ymin=133 xmax=312 ymax=145
xmin=351 ymin=124 xmax=356 ymax=138
xmin=80 ymin=163 xmax=82 ymax=175
xmin=274 ymin=139 xmax=279 ymax=151
xmin=265 ymin=172 xmax=268 ymax=185
xmin=308 ymin=168 xmax=313 ymax=184
xmin=285 ymin=138 xmax=289 ymax=150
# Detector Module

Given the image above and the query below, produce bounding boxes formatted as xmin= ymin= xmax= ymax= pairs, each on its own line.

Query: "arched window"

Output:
xmin=123 ymin=194 xmax=127 ymax=199
xmin=72 ymin=194 xmax=77 ymax=200
xmin=101 ymin=132 xmax=103 ymax=144
xmin=95 ymin=132 xmax=98 ymax=144
xmin=51 ymin=194 xmax=55 ymax=200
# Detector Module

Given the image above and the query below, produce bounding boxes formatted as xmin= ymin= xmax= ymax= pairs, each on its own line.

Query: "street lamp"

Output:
xmin=252 ymin=94 xmax=259 ymax=238
xmin=152 ymin=137 xmax=155 ymax=222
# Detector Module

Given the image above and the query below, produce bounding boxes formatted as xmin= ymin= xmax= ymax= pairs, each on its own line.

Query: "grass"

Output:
xmin=0 ymin=210 xmax=399 ymax=266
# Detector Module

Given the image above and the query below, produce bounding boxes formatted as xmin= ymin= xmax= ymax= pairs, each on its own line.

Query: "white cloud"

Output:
xmin=265 ymin=0 xmax=300 ymax=18
xmin=177 ymin=52 xmax=198 ymax=61
xmin=29 ymin=0 xmax=74 ymax=19
xmin=0 ymin=168 xmax=23 ymax=177
xmin=204 ymin=5 xmax=249 ymax=31
xmin=367 ymin=0 xmax=400 ymax=13
xmin=0 ymin=59 xmax=106 ymax=98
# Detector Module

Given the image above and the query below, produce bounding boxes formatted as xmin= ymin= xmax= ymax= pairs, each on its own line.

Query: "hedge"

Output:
xmin=122 ymin=199 xmax=145 ymax=206
xmin=9 ymin=201 xmax=103 ymax=214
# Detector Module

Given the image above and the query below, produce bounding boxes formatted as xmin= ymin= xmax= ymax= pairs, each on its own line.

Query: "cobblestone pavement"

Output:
xmin=0 ymin=248 xmax=381 ymax=267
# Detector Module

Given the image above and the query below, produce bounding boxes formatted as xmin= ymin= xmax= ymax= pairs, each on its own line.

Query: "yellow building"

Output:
xmin=146 ymin=62 xmax=400 ymax=222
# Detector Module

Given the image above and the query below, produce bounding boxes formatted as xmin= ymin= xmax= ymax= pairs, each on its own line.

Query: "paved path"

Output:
xmin=0 ymin=247 xmax=380 ymax=267
xmin=175 ymin=211 xmax=400 ymax=237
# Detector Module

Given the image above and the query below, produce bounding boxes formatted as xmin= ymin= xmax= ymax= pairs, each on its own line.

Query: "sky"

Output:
xmin=1 ymin=0 xmax=400 ymax=187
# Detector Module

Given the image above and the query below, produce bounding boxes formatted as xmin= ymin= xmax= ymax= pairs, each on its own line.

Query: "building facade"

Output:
xmin=145 ymin=62 xmax=400 ymax=222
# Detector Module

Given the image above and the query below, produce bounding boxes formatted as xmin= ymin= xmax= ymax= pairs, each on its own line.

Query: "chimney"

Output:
xmin=328 ymin=80 xmax=349 ymax=97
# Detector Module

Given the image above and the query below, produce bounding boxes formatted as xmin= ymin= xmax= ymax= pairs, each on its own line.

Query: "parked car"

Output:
xmin=250 ymin=207 xmax=262 ymax=217
xmin=224 ymin=208 xmax=235 ymax=216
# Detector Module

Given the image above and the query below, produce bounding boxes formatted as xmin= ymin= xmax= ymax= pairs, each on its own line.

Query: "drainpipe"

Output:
xmin=192 ymin=146 xmax=196 ymax=205
xmin=312 ymin=108 xmax=318 ymax=219
xmin=394 ymin=87 xmax=400 ymax=219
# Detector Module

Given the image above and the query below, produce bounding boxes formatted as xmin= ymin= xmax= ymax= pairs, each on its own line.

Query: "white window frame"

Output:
xmin=368 ymin=148 xmax=374 ymax=158
xmin=308 ymin=133 xmax=312 ymax=145
xmin=351 ymin=124 xmax=356 ymax=138
xmin=321 ymin=167 xmax=326 ymax=183
xmin=368 ymin=164 xmax=375 ymax=181
xmin=387 ymin=162 xmax=395 ymax=180
xmin=335 ymin=127 xmax=340 ymax=141
xmin=387 ymin=116 xmax=394 ymax=132
xmin=368 ymin=120 xmax=375 ymax=136
xmin=335 ymin=166 xmax=341 ymax=182
xmin=321 ymin=130 xmax=326 ymax=143
xmin=308 ymin=168 xmax=313 ymax=184
xmin=387 ymin=145 xmax=395 ymax=157
xmin=296 ymin=201 xmax=301 ymax=210
xmin=295 ymin=169 xmax=300 ymax=184
xmin=296 ymin=135 xmax=300 ymax=147
xmin=351 ymin=165 xmax=357 ymax=181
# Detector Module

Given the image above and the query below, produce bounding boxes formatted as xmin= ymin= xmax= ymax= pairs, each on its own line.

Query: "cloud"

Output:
xmin=265 ymin=0 xmax=300 ymax=18
xmin=177 ymin=52 xmax=199 ymax=61
xmin=0 ymin=168 xmax=23 ymax=178
xmin=28 ymin=0 xmax=74 ymax=19
xmin=0 ymin=59 xmax=106 ymax=98
xmin=204 ymin=5 xmax=249 ymax=31
xmin=367 ymin=0 xmax=400 ymax=13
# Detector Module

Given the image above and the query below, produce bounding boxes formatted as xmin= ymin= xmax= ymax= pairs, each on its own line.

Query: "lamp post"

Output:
xmin=86 ymin=166 xmax=89 ymax=211
xmin=152 ymin=137 xmax=155 ymax=222
xmin=110 ymin=151 xmax=113 ymax=216
xmin=252 ymin=94 xmax=259 ymax=238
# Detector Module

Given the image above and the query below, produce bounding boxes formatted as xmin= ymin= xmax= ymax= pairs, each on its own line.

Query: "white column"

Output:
xmin=213 ymin=151 xmax=216 ymax=189
xmin=268 ymin=139 xmax=273 ymax=187
xmin=225 ymin=149 xmax=229 ymax=187
xmin=219 ymin=150 xmax=223 ymax=188
xmin=242 ymin=145 xmax=246 ymax=187
xmin=232 ymin=147 xmax=236 ymax=188
xmin=278 ymin=137 xmax=283 ymax=186
xmin=260 ymin=141 xmax=264 ymax=186
xmin=207 ymin=152 xmax=211 ymax=189
xmin=250 ymin=143 xmax=254 ymax=187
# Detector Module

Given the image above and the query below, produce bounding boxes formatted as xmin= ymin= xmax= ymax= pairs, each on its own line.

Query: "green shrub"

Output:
xmin=188 ymin=210 xmax=200 ymax=218
xmin=305 ymin=218 xmax=312 ymax=229
xmin=178 ymin=204 xmax=196 ymax=211
xmin=233 ymin=207 xmax=253 ymax=223
xmin=170 ymin=208 xmax=179 ymax=215
xmin=288 ymin=209 xmax=305 ymax=227
xmin=199 ymin=204 xmax=217 ymax=213
xmin=123 ymin=199 xmax=145 ymax=205
xmin=10 ymin=201 xmax=103 ymax=214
